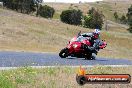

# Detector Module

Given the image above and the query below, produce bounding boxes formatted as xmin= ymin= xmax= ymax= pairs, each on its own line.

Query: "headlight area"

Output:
xmin=73 ymin=44 xmax=78 ymax=48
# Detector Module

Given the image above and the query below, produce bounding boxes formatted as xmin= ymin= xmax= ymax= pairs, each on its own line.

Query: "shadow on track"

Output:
xmin=95 ymin=59 xmax=108 ymax=61
xmin=65 ymin=57 xmax=108 ymax=61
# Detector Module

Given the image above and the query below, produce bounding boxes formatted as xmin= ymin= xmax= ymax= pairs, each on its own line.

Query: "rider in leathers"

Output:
xmin=80 ymin=29 xmax=101 ymax=52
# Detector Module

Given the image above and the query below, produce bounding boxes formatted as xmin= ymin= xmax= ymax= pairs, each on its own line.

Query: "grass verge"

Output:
xmin=0 ymin=66 xmax=132 ymax=88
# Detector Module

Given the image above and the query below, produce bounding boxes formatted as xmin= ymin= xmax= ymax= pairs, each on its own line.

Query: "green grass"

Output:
xmin=53 ymin=12 xmax=60 ymax=19
xmin=0 ymin=66 xmax=132 ymax=88
xmin=0 ymin=74 xmax=15 ymax=88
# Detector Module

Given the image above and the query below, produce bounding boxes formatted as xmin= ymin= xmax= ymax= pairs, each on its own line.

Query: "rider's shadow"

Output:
xmin=66 ymin=57 xmax=108 ymax=61
xmin=66 ymin=57 xmax=79 ymax=59
xmin=94 ymin=58 xmax=108 ymax=61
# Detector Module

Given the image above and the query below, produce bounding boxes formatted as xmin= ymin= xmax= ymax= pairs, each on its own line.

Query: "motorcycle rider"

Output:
xmin=81 ymin=29 xmax=101 ymax=52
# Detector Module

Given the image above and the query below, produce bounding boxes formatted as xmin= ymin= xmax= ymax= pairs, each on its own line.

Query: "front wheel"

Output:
xmin=85 ymin=53 xmax=95 ymax=60
xmin=91 ymin=53 xmax=96 ymax=60
xmin=85 ymin=53 xmax=92 ymax=60
xmin=59 ymin=48 xmax=69 ymax=58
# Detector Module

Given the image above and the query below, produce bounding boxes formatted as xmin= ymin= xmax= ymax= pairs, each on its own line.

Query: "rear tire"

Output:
xmin=59 ymin=48 xmax=69 ymax=58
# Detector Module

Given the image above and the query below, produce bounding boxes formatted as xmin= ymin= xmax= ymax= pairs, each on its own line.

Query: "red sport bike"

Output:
xmin=59 ymin=32 xmax=107 ymax=60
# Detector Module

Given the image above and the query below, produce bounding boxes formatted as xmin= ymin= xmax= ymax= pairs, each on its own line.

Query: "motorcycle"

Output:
xmin=59 ymin=32 xmax=107 ymax=60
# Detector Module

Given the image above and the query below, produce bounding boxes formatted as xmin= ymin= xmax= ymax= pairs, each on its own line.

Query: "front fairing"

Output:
xmin=67 ymin=41 xmax=84 ymax=54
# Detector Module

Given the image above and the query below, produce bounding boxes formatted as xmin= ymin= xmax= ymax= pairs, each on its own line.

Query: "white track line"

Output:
xmin=0 ymin=50 xmax=57 ymax=54
xmin=0 ymin=65 xmax=131 ymax=70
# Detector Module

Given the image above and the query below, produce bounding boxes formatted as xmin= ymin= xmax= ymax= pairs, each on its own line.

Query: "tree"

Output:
xmin=35 ymin=0 xmax=43 ymax=3
xmin=34 ymin=0 xmax=43 ymax=16
xmin=114 ymin=12 xmax=119 ymax=21
xmin=127 ymin=5 xmax=132 ymax=33
xmin=60 ymin=9 xmax=82 ymax=25
xmin=83 ymin=8 xmax=104 ymax=29
xmin=127 ymin=26 xmax=132 ymax=33
xmin=120 ymin=15 xmax=127 ymax=24
xmin=88 ymin=7 xmax=95 ymax=15
xmin=37 ymin=5 xmax=55 ymax=18
xmin=127 ymin=5 xmax=132 ymax=26
xmin=3 ymin=0 xmax=37 ymax=14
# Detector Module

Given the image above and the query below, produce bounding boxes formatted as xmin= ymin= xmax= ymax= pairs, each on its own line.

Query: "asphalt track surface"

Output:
xmin=0 ymin=51 xmax=132 ymax=67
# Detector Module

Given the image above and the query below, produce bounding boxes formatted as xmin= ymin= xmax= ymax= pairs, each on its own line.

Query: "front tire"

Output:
xmin=85 ymin=53 xmax=92 ymax=60
xmin=59 ymin=48 xmax=69 ymax=58
xmin=85 ymin=53 xmax=96 ymax=60
xmin=91 ymin=53 xmax=96 ymax=60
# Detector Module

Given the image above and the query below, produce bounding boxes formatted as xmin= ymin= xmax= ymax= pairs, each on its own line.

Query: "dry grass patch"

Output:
xmin=0 ymin=8 xmax=131 ymax=59
xmin=0 ymin=8 xmax=89 ymax=52
xmin=98 ymin=30 xmax=132 ymax=59
xmin=89 ymin=1 xmax=132 ymax=21
xmin=43 ymin=3 xmax=90 ymax=15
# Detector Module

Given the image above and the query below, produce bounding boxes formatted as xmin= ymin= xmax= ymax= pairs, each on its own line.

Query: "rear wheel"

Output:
xmin=59 ymin=48 xmax=69 ymax=58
